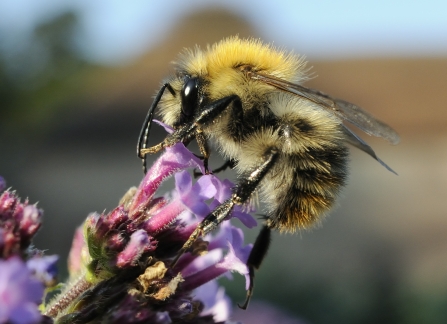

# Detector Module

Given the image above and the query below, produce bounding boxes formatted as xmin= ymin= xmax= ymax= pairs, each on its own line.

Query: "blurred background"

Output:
xmin=1 ymin=1 xmax=446 ymax=323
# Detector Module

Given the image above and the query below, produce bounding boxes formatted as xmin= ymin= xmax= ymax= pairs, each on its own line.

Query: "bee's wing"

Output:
xmin=249 ymin=71 xmax=400 ymax=145
xmin=342 ymin=125 xmax=397 ymax=175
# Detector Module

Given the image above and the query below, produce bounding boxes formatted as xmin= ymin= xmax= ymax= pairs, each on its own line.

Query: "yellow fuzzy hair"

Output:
xmin=176 ymin=37 xmax=308 ymax=86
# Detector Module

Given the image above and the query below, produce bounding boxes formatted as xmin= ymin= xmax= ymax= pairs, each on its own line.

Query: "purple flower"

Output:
xmin=179 ymin=222 xmax=252 ymax=292
xmin=0 ymin=190 xmax=43 ymax=259
xmin=0 ymin=257 xmax=44 ymax=324
xmin=27 ymin=255 xmax=59 ymax=287
xmin=0 ymin=177 xmax=56 ymax=323
xmin=173 ymin=171 xmax=257 ymax=229
xmin=46 ymin=141 xmax=255 ymax=323
xmin=116 ymin=229 xmax=154 ymax=268
xmin=194 ymin=280 xmax=231 ymax=322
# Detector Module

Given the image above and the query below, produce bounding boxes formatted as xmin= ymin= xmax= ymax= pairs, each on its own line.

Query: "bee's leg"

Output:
xmin=238 ymin=225 xmax=271 ymax=310
xmin=139 ymin=121 xmax=196 ymax=156
xmin=171 ymin=148 xmax=278 ymax=266
xmin=195 ymin=130 xmax=211 ymax=174
xmin=193 ymin=94 xmax=241 ymax=175
xmin=141 ymin=95 xmax=241 ymax=163
xmin=138 ymin=83 xmax=175 ymax=173
xmin=212 ymin=159 xmax=236 ymax=174
xmin=193 ymin=159 xmax=236 ymax=178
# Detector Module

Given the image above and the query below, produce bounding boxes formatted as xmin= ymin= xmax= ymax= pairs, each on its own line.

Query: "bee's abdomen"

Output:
xmin=265 ymin=145 xmax=349 ymax=232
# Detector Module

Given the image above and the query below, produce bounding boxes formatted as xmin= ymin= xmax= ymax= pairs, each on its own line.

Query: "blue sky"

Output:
xmin=1 ymin=0 xmax=446 ymax=64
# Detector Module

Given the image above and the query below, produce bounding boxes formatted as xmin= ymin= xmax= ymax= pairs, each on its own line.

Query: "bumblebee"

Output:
xmin=137 ymin=36 xmax=399 ymax=308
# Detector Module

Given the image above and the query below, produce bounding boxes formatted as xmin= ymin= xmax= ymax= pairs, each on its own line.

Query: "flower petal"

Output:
xmin=116 ymin=230 xmax=154 ymax=268
xmin=0 ymin=257 xmax=43 ymax=324
xmin=194 ymin=281 xmax=231 ymax=322
xmin=27 ymin=255 xmax=59 ymax=286
xmin=129 ymin=144 xmax=204 ymax=216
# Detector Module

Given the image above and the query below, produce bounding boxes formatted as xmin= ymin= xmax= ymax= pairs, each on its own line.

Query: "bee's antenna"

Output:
xmin=137 ymin=83 xmax=175 ymax=173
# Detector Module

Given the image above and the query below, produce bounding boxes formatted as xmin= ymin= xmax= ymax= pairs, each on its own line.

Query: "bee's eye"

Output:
xmin=181 ymin=77 xmax=198 ymax=118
